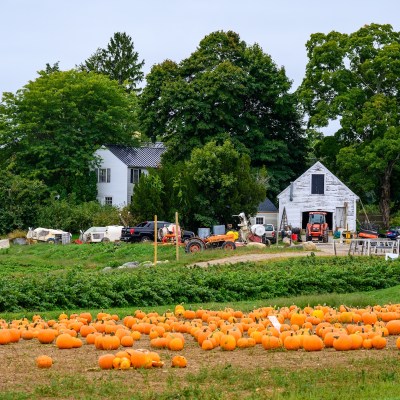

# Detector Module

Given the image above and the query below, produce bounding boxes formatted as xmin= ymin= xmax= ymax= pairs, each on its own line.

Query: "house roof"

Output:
xmin=107 ymin=142 xmax=166 ymax=168
xmin=257 ymin=198 xmax=278 ymax=213
xmin=277 ymin=161 xmax=359 ymax=199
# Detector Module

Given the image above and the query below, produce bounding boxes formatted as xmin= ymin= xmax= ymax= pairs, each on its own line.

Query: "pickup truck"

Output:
xmin=120 ymin=221 xmax=195 ymax=243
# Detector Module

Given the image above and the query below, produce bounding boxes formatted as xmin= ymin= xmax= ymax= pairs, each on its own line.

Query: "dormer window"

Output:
xmin=311 ymin=174 xmax=324 ymax=194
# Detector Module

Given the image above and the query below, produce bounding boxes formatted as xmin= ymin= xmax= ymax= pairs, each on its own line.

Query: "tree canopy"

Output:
xmin=0 ymin=69 xmax=138 ymax=200
xmin=129 ymin=140 xmax=266 ymax=230
xmin=297 ymin=23 xmax=400 ymax=227
xmin=79 ymin=32 xmax=145 ymax=93
xmin=139 ymin=30 xmax=307 ymax=196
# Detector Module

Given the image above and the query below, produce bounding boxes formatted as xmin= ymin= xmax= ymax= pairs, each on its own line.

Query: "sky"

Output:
xmin=2 ymin=1 xmax=399 ymax=120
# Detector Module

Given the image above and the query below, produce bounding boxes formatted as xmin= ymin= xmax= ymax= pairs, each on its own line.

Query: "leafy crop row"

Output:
xmin=0 ymin=256 xmax=399 ymax=312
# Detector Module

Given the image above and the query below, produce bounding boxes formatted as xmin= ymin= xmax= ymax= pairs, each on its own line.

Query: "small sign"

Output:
xmin=268 ymin=315 xmax=281 ymax=331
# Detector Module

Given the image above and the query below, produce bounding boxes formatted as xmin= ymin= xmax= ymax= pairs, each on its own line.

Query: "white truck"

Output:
xmin=80 ymin=225 xmax=123 ymax=243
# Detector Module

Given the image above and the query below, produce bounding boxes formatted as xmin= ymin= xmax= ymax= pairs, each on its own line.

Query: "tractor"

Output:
xmin=306 ymin=212 xmax=329 ymax=243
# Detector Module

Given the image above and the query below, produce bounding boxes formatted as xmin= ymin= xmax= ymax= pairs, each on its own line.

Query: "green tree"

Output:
xmin=0 ymin=70 xmax=138 ymax=201
xmin=0 ymin=172 xmax=48 ymax=234
xmin=129 ymin=172 xmax=165 ymax=222
xmin=185 ymin=140 xmax=266 ymax=228
xmin=80 ymin=32 xmax=144 ymax=93
xmin=297 ymin=23 xmax=400 ymax=227
xmin=139 ymin=30 xmax=307 ymax=197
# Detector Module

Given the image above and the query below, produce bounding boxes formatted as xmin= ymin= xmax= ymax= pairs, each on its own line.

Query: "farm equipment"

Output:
xmin=184 ymin=212 xmax=269 ymax=253
xmin=306 ymin=212 xmax=329 ymax=243
xmin=185 ymin=232 xmax=237 ymax=253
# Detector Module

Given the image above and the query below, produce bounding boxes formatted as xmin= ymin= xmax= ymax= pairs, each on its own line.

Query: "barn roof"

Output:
xmin=106 ymin=142 xmax=166 ymax=168
xmin=277 ymin=161 xmax=359 ymax=200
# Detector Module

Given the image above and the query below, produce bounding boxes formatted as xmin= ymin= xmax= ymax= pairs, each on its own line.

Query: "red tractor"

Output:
xmin=306 ymin=212 xmax=329 ymax=243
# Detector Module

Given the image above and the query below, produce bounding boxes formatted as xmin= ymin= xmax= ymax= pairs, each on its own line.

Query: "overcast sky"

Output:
xmin=2 ymin=1 xmax=399 ymax=98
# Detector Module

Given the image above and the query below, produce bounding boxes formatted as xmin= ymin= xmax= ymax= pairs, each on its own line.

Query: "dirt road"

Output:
xmin=191 ymin=242 xmax=350 ymax=267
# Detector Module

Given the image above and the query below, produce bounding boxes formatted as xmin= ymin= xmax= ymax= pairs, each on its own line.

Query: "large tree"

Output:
xmin=79 ymin=32 xmax=144 ymax=93
xmin=139 ymin=30 xmax=307 ymax=196
xmin=297 ymin=23 xmax=400 ymax=227
xmin=0 ymin=69 xmax=138 ymax=200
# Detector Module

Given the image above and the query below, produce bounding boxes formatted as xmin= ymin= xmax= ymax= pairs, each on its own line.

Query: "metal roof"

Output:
xmin=257 ymin=198 xmax=278 ymax=212
xmin=107 ymin=142 xmax=166 ymax=168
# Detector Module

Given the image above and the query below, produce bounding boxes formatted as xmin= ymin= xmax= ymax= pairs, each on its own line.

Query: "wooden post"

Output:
xmin=154 ymin=215 xmax=157 ymax=266
xmin=175 ymin=211 xmax=179 ymax=261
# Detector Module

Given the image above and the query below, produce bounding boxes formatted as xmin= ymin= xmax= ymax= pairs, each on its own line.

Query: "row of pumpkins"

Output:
xmin=2 ymin=303 xmax=400 ymax=369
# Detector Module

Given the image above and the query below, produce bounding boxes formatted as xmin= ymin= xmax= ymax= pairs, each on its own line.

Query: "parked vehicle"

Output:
xmin=306 ymin=212 xmax=329 ymax=242
xmin=263 ymin=223 xmax=277 ymax=244
xmin=120 ymin=221 xmax=195 ymax=243
xmin=80 ymin=226 xmax=123 ymax=243
xmin=386 ymin=227 xmax=400 ymax=240
xmin=27 ymin=227 xmax=71 ymax=244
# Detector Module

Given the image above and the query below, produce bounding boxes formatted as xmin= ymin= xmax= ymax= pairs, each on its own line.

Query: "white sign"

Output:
xmin=268 ymin=315 xmax=281 ymax=331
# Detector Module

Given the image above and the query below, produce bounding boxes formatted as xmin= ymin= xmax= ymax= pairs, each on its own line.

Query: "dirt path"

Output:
xmin=191 ymin=243 xmax=350 ymax=267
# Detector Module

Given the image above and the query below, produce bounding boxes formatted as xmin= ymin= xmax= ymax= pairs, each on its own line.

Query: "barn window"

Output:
xmin=255 ymin=217 xmax=264 ymax=225
xmin=130 ymin=168 xmax=142 ymax=184
xmin=311 ymin=174 xmax=324 ymax=194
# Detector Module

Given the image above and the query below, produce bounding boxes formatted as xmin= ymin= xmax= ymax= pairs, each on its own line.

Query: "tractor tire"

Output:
xmin=46 ymin=238 xmax=55 ymax=244
xmin=185 ymin=238 xmax=205 ymax=253
xmin=306 ymin=235 xmax=312 ymax=242
xmin=222 ymin=241 xmax=236 ymax=250
xmin=323 ymin=231 xmax=329 ymax=243
xmin=101 ymin=237 xmax=110 ymax=243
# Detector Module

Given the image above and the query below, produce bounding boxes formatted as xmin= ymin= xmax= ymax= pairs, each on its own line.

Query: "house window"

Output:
xmin=130 ymin=168 xmax=142 ymax=184
xmin=256 ymin=217 xmax=264 ymax=225
xmin=105 ymin=197 xmax=113 ymax=205
xmin=311 ymin=174 xmax=324 ymax=194
xmin=97 ymin=168 xmax=111 ymax=183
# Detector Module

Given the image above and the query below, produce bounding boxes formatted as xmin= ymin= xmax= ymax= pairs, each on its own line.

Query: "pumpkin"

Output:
xmin=171 ymin=355 xmax=187 ymax=368
xmin=101 ymin=334 xmax=120 ymax=351
xmin=302 ymin=334 xmax=324 ymax=351
xmin=98 ymin=354 xmax=115 ymax=370
xmin=120 ymin=335 xmax=134 ymax=347
xmin=385 ymin=320 xmax=400 ymax=335
xmin=38 ymin=329 xmax=57 ymax=344
xmin=0 ymin=329 xmax=11 ymax=345
xmin=283 ymin=334 xmax=301 ymax=351
xmin=168 ymin=337 xmax=184 ymax=351
xmin=261 ymin=335 xmax=281 ymax=350
xmin=36 ymin=355 xmax=53 ymax=368
xmin=56 ymin=333 xmax=74 ymax=349
xmin=371 ymin=334 xmax=387 ymax=350
xmin=220 ymin=334 xmax=236 ymax=351
xmin=332 ymin=334 xmax=352 ymax=351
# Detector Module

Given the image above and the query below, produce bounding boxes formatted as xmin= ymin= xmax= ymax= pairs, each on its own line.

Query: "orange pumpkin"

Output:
xmin=36 ymin=355 xmax=53 ymax=368
xmin=171 ymin=355 xmax=187 ymax=368
xmin=98 ymin=354 xmax=115 ymax=370
xmin=302 ymin=334 xmax=324 ymax=351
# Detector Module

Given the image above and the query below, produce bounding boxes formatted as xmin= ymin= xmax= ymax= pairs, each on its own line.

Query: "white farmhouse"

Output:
xmin=95 ymin=142 xmax=166 ymax=207
xmin=277 ymin=161 xmax=359 ymax=232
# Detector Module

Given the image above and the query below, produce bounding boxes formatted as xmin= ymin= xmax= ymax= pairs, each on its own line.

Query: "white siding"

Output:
xmin=95 ymin=148 xmax=129 ymax=207
xmin=277 ymin=162 xmax=359 ymax=231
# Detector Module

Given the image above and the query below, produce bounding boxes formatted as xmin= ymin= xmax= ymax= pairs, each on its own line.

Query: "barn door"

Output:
xmin=335 ymin=207 xmax=346 ymax=230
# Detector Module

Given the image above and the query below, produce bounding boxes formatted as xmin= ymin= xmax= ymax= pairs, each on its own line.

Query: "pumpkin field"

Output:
xmin=1 ymin=242 xmax=400 ymax=399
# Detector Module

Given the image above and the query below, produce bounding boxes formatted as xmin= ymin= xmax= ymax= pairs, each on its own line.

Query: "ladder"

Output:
xmin=280 ymin=207 xmax=288 ymax=231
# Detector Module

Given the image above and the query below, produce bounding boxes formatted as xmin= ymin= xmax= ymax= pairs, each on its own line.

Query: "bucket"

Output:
xmin=291 ymin=233 xmax=298 ymax=241
xmin=213 ymin=225 xmax=226 ymax=235
xmin=198 ymin=228 xmax=210 ymax=238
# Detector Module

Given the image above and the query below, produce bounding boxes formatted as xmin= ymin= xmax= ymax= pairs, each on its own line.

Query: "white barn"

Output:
xmin=277 ymin=161 xmax=359 ymax=232
xmin=95 ymin=143 xmax=166 ymax=207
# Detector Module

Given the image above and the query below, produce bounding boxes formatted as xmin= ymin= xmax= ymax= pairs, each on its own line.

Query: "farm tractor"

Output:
xmin=306 ymin=211 xmax=329 ymax=243
xmin=184 ymin=212 xmax=268 ymax=253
